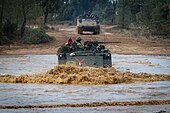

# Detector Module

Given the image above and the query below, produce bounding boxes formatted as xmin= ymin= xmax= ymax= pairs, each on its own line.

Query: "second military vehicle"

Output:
xmin=57 ymin=38 xmax=112 ymax=67
xmin=77 ymin=12 xmax=100 ymax=35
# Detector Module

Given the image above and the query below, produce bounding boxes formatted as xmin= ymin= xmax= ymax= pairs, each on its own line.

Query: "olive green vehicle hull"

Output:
xmin=58 ymin=51 xmax=112 ymax=67
xmin=78 ymin=26 xmax=100 ymax=34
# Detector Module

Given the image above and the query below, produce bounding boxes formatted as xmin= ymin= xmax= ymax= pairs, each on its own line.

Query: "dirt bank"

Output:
xmin=0 ymin=65 xmax=169 ymax=85
xmin=0 ymin=25 xmax=169 ymax=55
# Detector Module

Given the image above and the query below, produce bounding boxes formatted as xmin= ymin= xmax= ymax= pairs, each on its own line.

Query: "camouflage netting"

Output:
xmin=0 ymin=65 xmax=169 ymax=85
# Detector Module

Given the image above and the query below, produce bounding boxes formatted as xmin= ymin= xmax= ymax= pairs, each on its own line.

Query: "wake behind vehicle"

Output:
xmin=57 ymin=38 xmax=112 ymax=67
xmin=77 ymin=13 xmax=100 ymax=35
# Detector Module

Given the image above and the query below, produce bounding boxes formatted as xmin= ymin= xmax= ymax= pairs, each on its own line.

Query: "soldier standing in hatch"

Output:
xmin=72 ymin=37 xmax=84 ymax=51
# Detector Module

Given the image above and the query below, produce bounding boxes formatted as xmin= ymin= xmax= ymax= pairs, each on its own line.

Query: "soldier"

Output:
xmin=60 ymin=37 xmax=74 ymax=52
xmin=65 ymin=37 xmax=73 ymax=46
xmin=72 ymin=37 xmax=84 ymax=51
xmin=76 ymin=37 xmax=82 ymax=45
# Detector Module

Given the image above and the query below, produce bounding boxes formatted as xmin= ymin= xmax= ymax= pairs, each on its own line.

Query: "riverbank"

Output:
xmin=0 ymin=25 xmax=169 ymax=55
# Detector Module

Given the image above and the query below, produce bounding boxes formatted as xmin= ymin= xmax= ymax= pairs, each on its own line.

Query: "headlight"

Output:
xmin=59 ymin=54 xmax=62 ymax=57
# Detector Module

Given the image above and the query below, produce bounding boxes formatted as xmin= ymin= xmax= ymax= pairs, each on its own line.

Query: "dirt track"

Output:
xmin=0 ymin=25 xmax=170 ymax=55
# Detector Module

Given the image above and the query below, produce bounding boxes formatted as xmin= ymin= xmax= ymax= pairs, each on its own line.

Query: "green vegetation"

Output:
xmin=23 ymin=28 xmax=53 ymax=44
xmin=0 ymin=0 xmax=169 ymax=45
xmin=0 ymin=0 xmax=53 ymax=45
xmin=0 ymin=26 xmax=53 ymax=45
xmin=0 ymin=36 xmax=11 ymax=45
xmin=116 ymin=0 xmax=169 ymax=37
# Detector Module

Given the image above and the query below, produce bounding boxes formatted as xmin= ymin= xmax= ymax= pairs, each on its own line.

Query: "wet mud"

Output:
xmin=0 ymin=65 xmax=169 ymax=85
xmin=0 ymin=100 xmax=169 ymax=109
xmin=131 ymin=61 xmax=158 ymax=67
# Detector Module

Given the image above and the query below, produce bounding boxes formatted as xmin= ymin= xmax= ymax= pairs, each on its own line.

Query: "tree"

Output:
xmin=168 ymin=1 xmax=170 ymax=30
xmin=141 ymin=0 xmax=169 ymax=35
xmin=20 ymin=0 xmax=39 ymax=37
xmin=37 ymin=0 xmax=60 ymax=24
xmin=0 ymin=0 xmax=5 ymax=30
xmin=129 ymin=0 xmax=143 ymax=22
xmin=21 ymin=0 xmax=26 ymax=38
xmin=116 ymin=0 xmax=132 ymax=28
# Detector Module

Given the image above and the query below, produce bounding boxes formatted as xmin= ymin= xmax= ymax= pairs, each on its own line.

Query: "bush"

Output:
xmin=0 ymin=36 xmax=11 ymax=45
xmin=3 ymin=21 xmax=17 ymax=36
xmin=23 ymin=27 xmax=54 ymax=44
xmin=150 ymin=20 xmax=169 ymax=36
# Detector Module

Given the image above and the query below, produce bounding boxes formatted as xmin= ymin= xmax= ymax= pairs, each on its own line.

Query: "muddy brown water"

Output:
xmin=0 ymin=54 xmax=170 ymax=112
xmin=0 ymin=55 xmax=57 ymax=75
xmin=0 ymin=81 xmax=170 ymax=112
xmin=0 ymin=81 xmax=170 ymax=106
xmin=0 ymin=54 xmax=170 ymax=75
xmin=112 ymin=54 xmax=170 ymax=74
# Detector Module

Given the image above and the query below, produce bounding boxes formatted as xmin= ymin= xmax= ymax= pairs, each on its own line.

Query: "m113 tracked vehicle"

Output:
xmin=57 ymin=38 xmax=112 ymax=67
xmin=77 ymin=12 xmax=100 ymax=35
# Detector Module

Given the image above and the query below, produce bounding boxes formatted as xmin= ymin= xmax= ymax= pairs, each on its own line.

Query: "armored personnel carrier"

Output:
xmin=57 ymin=38 xmax=112 ymax=67
xmin=77 ymin=12 xmax=100 ymax=35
